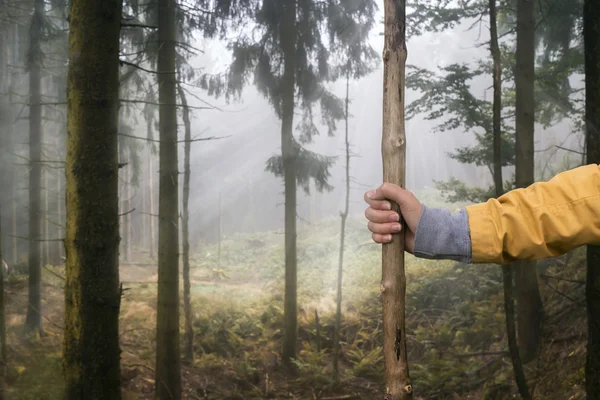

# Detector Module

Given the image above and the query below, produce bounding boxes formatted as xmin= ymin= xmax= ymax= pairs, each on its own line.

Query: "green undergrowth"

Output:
xmin=1 ymin=192 xmax=590 ymax=399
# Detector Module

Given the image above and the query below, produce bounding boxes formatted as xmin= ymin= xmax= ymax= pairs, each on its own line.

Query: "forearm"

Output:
xmin=413 ymin=165 xmax=600 ymax=265
xmin=413 ymin=205 xmax=472 ymax=263
xmin=467 ymin=164 xmax=600 ymax=264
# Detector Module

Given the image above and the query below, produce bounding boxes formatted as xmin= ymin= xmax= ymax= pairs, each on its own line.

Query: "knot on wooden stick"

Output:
xmin=404 ymin=384 xmax=413 ymax=394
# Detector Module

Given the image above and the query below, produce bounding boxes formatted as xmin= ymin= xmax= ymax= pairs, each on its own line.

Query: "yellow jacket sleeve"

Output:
xmin=466 ymin=164 xmax=600 ymax=264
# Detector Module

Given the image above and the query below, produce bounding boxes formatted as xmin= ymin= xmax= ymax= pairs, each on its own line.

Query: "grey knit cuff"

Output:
xmin=413 ymin=205 xmax=472 ymax=264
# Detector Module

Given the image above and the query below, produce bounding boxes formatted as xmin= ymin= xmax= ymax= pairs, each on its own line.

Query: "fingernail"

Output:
xmin=389 ymin=213 xmax=399 ymax=222
xmin=392 ymin=224 xmax=401 ymax=232
xmin=367 ymin=191 xmax=375 ymax=199
xmin=384 ymin=235 xmax=392 ymax=242
xmin=382 ymin=202 xmax=391 ymax=210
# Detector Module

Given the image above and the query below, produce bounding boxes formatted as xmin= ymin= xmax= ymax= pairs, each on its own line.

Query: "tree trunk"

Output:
xmin=490 ymin=0 xmax=503 ymax=198
xmin=514 ymin=0 xmax=544 ymax=364
xmin=155 ymin=0 xmax=181 ymax=397
xmin=491 ymin=0 xmax=530 ymax=396
xmin=178 ymin=84 xmax=194 ymax=362
xmin=63 ymin=0 xmax=123 ymax=397
xmin=25 ymin=0 xmax=44 ymax=334
xmin=217 ymin=192 xmax=222 ymax=267
xmin=141 ymin=155 xmax=147 ymax=251
xmin=44 ymin=166 xmax=50 ymax=265
xmin=584 ymin=0 xmax=600 ymax=397
xmin=148 ymin=145 xmax=156 ymax=260
xmin=315 ymin=309 xmax=321 ymax=352
xmin=382 ymin=1 xmax=412 ymax=398
xmin=334 ymin=72 xmax=351 ymax=381
xmin=124 ymin=163 xmax=131 ymax=262
xmin=56 ymin=161 xmax=63 ymax=264
xmin=11 ymin=167 xmax=17 ymax=265
xmin=502 ymin=265 xmax=531 ymax=398
xmin=0 ymin=208 xmax=6 ymax=400
xmin=280 ymin=0 xmax=298 ymax=366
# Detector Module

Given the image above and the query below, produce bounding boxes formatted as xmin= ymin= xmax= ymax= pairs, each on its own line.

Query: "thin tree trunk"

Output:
xmin=502 ymin=266 xmax=531 ymax=399
xmin=334 ymin=71 xmax=351 ymax=380
xmin=63 ymin=0 xmax=123 ymax=397
xmin=514 ymin=0 xmax=544 ymax=364
xmin=490 ymin=1 xmax=530 ymax=397
xmin=44 ymin=166 xmax=49 ymax=265
xmin=217 ymin=192 xmax=222 ymax=267
xmin=149 ymin=145 xmax=156 ymax=260
xmin=382 ymin=1 xmax=412 ymax=398
xmin=155 ymin=0 xmax=181 ymax=397
xmin=584 ymin=0 xmax=600 ymax=397
xmin=11 ymin=168 xmax=17 ymax=265
xmin=490 ymin=0 xmax=502 ymax=197
xmin=141 ymin=155 xmax=147 ymax=251
xmin=281 ymin=0 xmax=298 ymax=366
xmin=315 ymin=309 xmax=321 ymax=352
xmin=125 ymin=162 xmax=131 ymax=262
xmin=177 ymin=84 xmax=194 ymax=362
xmin=25 ymin=0 xmax=44 ymax=334
xmin=56 ymin=158 xmax=63 ymax=263
xmin=0 ymin=207 xmax=6 ymax=400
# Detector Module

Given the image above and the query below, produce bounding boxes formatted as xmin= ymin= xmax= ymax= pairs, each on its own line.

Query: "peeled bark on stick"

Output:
xmin=155 ymin=0 xmax=181 ymax=397
xmin=381 ymin=1 xmax=412 ymax=398
xmin=25 ymin=0 xmax=44 ymax=334
xmin=63 ymin=0 xmax=123 ymax=397
xmin=333 ymin=71 xmax=351 ymax=380
xmin=178 ymin=84 xmax=194 ymax=362
xmin=584 ymin=0 xmax=600 ymax=396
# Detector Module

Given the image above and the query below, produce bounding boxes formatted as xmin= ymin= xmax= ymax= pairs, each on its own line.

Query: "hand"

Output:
xmin=364 ymin=183 xmax=423 ymax=253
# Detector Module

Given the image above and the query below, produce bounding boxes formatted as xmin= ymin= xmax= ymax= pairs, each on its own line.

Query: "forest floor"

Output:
xmin=0 ymin=192 xmax=590 ymax=399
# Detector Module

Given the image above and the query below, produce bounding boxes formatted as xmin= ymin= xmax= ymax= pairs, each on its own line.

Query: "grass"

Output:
xmin=0 ymin=195 xmax=590 ymax=399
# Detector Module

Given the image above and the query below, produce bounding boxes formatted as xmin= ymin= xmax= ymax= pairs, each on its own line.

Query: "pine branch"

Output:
xmin=118 ymin=132 xmax=230 ymax=143
xmin=120 ymin=98 xmax=213 ymax=110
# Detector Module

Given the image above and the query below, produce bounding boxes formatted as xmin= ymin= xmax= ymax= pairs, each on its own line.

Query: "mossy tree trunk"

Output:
xmin=514 ymin=0 xmax=544 ymax=364
xmin=155 ymin=0 xmax=181 ymax=397
xmin=25 ymin=0 xmax=44 ymax=334
xmin=63 ymin=0 xmax=123 ymax=398
xmin=490 ymin=1 xmax=530 ymax=397
xmin=381 ymin=1 xmax=412 ymax=398
xmin=177 ymin=84 xmax=194 ymax=362
xmin=333 ymin=72 xmax=351 ymax=381
xmin=280 ymin=0 xmax=298 ymax=366
xmin=584 ymin=0 xmax=600 ymax=397
xmin=0 ymin=207 xmax=6 ymax=400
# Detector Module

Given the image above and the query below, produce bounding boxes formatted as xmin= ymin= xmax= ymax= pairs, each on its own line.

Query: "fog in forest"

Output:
xmin=0 ymin=0 xmax=592 ymax=399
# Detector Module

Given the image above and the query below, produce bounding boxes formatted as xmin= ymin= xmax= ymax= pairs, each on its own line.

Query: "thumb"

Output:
xmin=374 ymin=183 xmax=412 ymax=207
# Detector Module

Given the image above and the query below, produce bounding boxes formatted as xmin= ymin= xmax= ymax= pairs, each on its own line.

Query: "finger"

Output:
xmin=372 ymin=233 xmax=392 ymax=244
xmin=365 ymin=208 xmax=400 ymax=223
xmin=364 ymin=191 xmax=392 ymax=210
xmin=374 ymin=183 xmax=413 ymax=207
xmin=368 ymin=221 xmax=402 ymax=235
